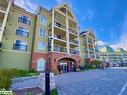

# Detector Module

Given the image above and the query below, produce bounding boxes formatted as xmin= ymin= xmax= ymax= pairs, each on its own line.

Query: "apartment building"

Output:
xmin=0 ymin=0 xmax=35 ymax=70
xmin=99 ymin=46 xmax=127 ymax=64
xmin=31 ymin=3 xmax=81 ymax=72
xmin=0 ymin=0 xmax=82 ymax=73
xmin=80 ymin=29 xmax=99 ymax=64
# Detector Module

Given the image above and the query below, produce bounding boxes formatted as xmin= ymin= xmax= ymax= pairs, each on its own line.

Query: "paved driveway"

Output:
xmin=55 ymin=68 xmax=127 ymax=95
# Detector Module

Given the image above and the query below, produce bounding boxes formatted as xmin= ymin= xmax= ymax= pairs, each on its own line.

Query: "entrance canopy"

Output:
xmin=58 ymin=57 xmax=77 ymax=64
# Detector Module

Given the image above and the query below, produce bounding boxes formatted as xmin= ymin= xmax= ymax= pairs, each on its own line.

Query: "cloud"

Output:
xmin=97 ymin=40 xmax=107 ymax=46
xmin=14 ymin=0 xmax=37 ymax=13
xmin=111 ymin=32 xmax=127 ymax=50
xmin=82 ymin=9 xmax=94 ymax=21
xmin=110 ymin=12 xmax=127 ymax=50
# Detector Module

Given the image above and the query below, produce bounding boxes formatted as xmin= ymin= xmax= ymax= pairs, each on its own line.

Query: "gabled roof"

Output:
xmin=80 ymin=28 xmax=96 ymax=39
xmin=116 ymin=48 xmax=126 ymax=53
xmin=100 ymin=45 xmax=115 ymax=53
xmin=53 ymin=3 xmax=77 ymax=21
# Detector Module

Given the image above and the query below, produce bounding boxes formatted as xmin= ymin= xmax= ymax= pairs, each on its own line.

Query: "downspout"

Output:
xmin=29 ymin=14 xmax=37 ymax=71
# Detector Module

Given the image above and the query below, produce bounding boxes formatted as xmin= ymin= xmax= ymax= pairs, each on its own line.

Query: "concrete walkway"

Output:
xmin=55 ymin=68 xmax=127 ymax=95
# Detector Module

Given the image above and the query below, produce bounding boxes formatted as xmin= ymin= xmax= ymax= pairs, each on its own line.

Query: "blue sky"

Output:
xmin=15 ymin=0 xmax=127 ymax=49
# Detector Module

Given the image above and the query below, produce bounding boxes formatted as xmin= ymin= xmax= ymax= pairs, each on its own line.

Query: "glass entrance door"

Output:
xmin=60 ymin=63 xmax=67 ymax=73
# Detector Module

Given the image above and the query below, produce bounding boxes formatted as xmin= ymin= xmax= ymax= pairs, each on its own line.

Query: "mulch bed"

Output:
xmin=13 ymin=87 xmax=44 ymax=95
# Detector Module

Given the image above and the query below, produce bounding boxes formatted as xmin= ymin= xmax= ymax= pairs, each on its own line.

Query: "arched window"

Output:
xmin=37 ymin=59 xmax=46 ymax=72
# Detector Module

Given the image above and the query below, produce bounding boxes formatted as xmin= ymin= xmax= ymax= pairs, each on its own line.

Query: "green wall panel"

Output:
xmin=0 ymin=51 xmax=31 ymax=70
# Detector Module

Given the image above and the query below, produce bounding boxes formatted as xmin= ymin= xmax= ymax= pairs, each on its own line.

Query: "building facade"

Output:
xmin=31 ymin=3 xmax=82 ymax=72
xmin=0 ymin=0 xmax=35 ymax=70
xmin=80 ymin=29 xmax=99 ymax=65
xmin=0 ymin=1 xmax=82 ymax=73
xmin=99 ymin=46 xmax=127 ymax=64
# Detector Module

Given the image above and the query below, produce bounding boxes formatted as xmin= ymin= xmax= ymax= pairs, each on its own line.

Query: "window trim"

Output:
xmin=40 ymin=28 xmax=46 ymax=37
xmin=37 ymin=41 xmax=45 ymax=50
xmin=15 ymin=26 xmax=29 ymax=37
xmin=13 ymin=40 xmax=28 ymax=51
xmin=40 ymin=15 xmax=46 ymax=25
xmin=18 ymin=15 xmax=31 ymax=25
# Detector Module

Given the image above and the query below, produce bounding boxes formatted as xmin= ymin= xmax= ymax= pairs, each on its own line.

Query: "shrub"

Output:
xmin=51 ymin=89 xmax=58 ymax=95
xmin=0 ymin=68 xmax=39 ymax=90
xmin=53 ymin=69 xmax=59 ymax=75
xmin=92 ymin=60 xmax=101 ymax=69
xmin=0 ymin=70 xmax=11 ymax=90
xmin=84 ymin=64 xmax=94 ymax=70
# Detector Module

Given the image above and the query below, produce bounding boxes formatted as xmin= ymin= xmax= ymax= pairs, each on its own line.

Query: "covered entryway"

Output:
xmin=57 ymin=58 xmax=77 ymax=73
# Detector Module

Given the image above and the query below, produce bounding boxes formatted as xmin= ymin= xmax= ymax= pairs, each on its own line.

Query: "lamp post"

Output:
xmin=45 ymin=36 xmax=53 ymax=95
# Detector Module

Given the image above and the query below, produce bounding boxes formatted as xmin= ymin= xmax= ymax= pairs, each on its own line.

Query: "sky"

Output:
xmin=14 ymin=0 xmax=127 ymax=50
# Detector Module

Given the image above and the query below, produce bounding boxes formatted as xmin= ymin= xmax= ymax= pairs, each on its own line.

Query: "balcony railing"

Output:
xmin=54 ymin=21 xmax=66 ymax=30
xmin=0 ymin=4 xmax=6 ymax=12
xmin=84 ymin=48 xmax=89 ymax=51
xmin=54 ymin=35 xmax=66 ymax=41
xmin=13 ymin=44 xmax=27 ymax=51
xmin=48 ymin=23 xmax=52 ymax=29
xmin=54 ymin=46 xmax=67 ymax=53
xmin=69 ymin=28 xmax=78 ymax=35
xmin=18 ymin=17 xmax=31 ymax=25
xmin=89 ymin=48 xmax=94 ymax=51
xmin=90 ymin=55 xmax=95 ymax=58
xmin=84 ymin=55 xmax=89 ymax=59
xmin=70 ymin=40 xmax=78 ymax=44
xmin=70 ymin=49 xmax=79 ymax=54
xmin=16 ymin=29 xmax=29 ymax=37
xmin=0 ymin=22 xmax=2 ymax=27
xmin=88 ymin=41 xmax=93 ymax=44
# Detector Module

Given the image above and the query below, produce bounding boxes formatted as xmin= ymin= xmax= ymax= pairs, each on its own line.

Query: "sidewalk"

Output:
xmin=109 ymin=67 xmax=127 ymax=69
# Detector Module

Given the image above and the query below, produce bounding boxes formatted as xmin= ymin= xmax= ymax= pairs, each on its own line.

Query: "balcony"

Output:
xmin=54 ymin=46 xmax=67 ymax=53
xmin=88 ymin=41 xmax=93 ymax=45
xmin=69 ymin=28 xmax=78 ymax=35
xmin=0 ymin=4 xmax=6 ymax=13
xmin=18 ymin=17 xmax=31 ymax=25
xmin=89 ymin=48 xmax=95 ymax=52
xmin=16 ymin=29 xmax=29 ymax=37
xmin=54 ymin=35 xmax=66 ymax=41
xmin=0 ymin=21 xmax=2 ymax=27
xmin=90 ymin=55 xmax=95 ymax=58
xmin=70 ymin=39 xmax=78 ymax=45
xmin=48 ymin=23 xmax=52 ymax=29
xmin=54 ymin=21 xmax=66 ymax=30
xmin=13 ymin=44 xmax=27 ymax=51
xmin=70 ymin=49 xmax=79 ymax=55
xmin=84 ymin=55 xmax=89 ymax=59
xmin=84 ymin=48 xmax=89 ymax=51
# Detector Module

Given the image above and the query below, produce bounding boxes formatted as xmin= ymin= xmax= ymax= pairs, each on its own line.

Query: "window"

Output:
xmin=40 ymin=16 xmax=46 ymax=25
xmin=16 ymin=27 xmax=29 ymax=37
xmin=40 ymin=28 xmax=46 ymax=37
xmin=13 ymin=40 xmax=27 ymax=51
xmin=38 ymin=41 xmax=45 ymax=50
xmin=19 ymin=15 xmax=31 ymax=25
